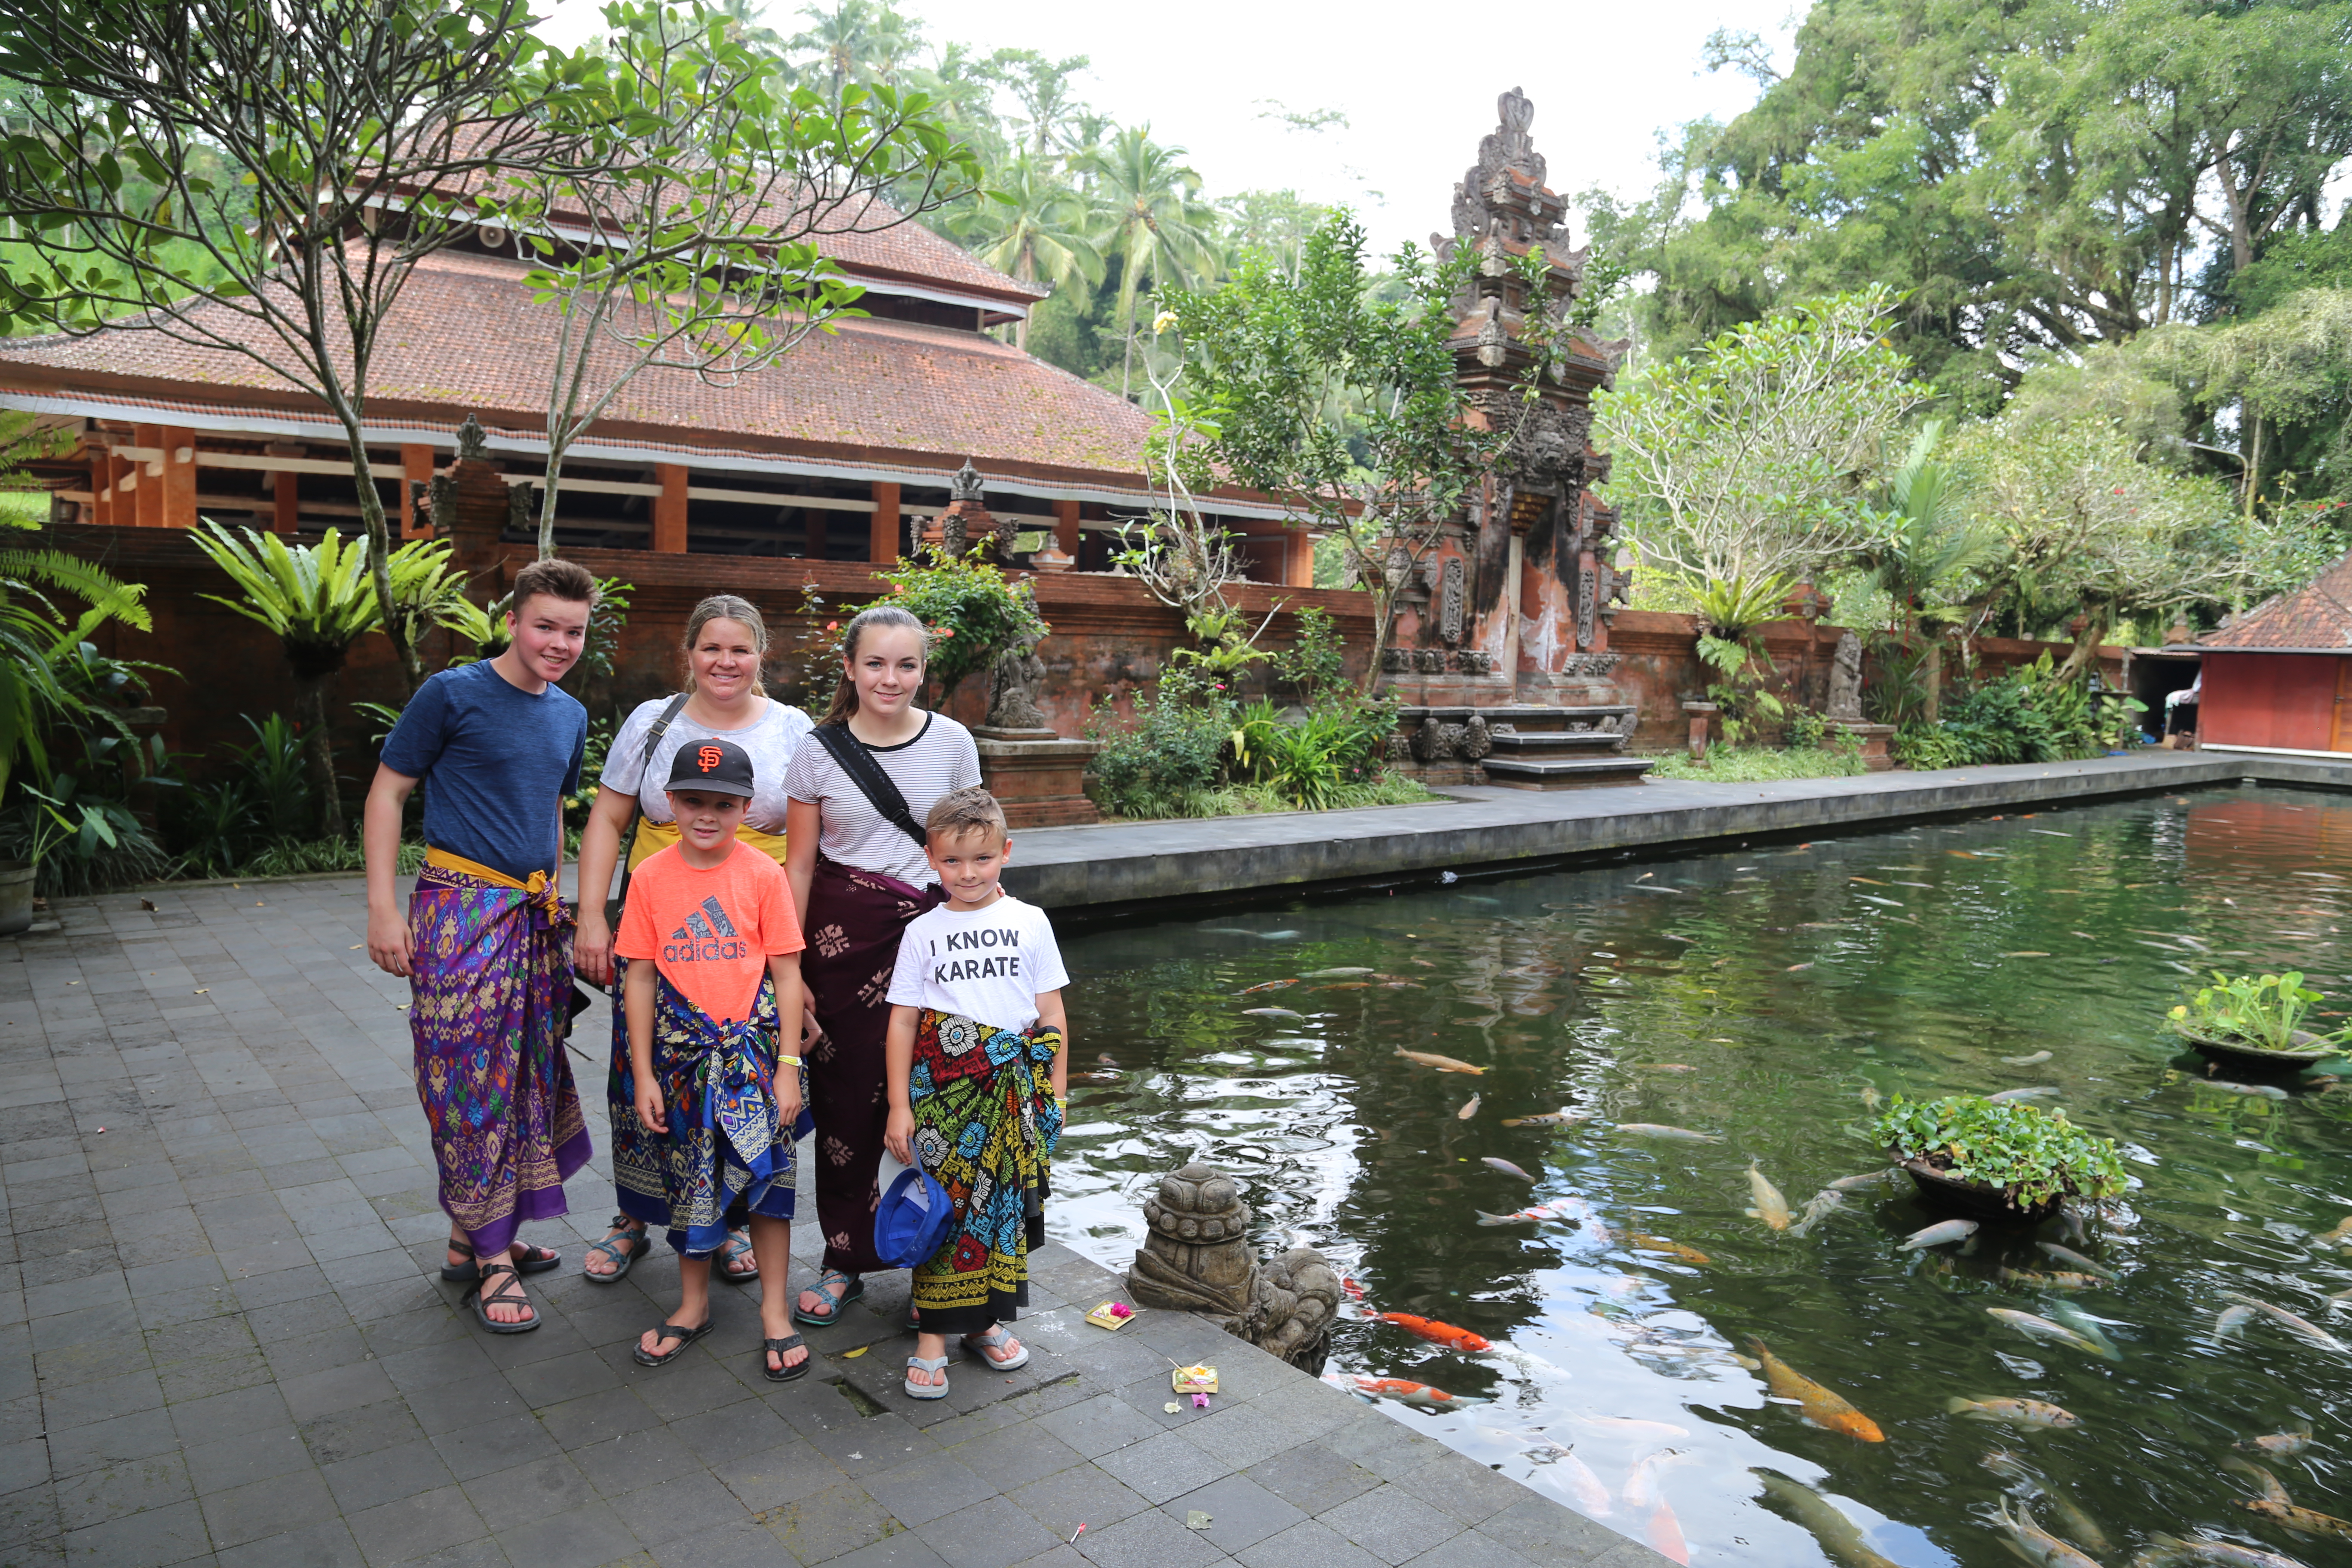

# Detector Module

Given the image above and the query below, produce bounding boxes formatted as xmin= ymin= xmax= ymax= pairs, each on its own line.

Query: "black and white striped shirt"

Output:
xmin=781 ymin=712 xmax=982 ymax=888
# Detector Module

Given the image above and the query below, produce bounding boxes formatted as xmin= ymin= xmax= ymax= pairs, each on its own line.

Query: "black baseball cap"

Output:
xmin=666 ymin=738 xmax=755 ymax=799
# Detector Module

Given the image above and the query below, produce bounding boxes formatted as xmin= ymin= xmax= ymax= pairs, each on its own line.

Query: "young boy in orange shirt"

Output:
xmin=614 ymin=738 xmax=812 ymax=1381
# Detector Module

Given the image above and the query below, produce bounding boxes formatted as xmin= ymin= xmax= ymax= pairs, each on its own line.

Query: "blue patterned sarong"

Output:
xmin=615 ymin=968 xmax=811 ymax=1256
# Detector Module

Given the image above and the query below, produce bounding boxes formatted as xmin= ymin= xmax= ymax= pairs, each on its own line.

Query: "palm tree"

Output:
xmin=193 ymin=523 xmax=386 ymax=839
xmin=1082 ymin=126 xmax=1219 ymax=398
xmin=951 ymin=155 xmax=1104 ymax=350
xmin=1857 ymin=420 xmax=1995 ymax=723
xmin=790 ymin=0 xmax=872 ymax=97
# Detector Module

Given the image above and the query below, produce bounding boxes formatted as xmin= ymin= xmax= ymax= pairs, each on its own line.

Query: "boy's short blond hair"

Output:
xmin=926 ymin=786 xmax=1007 ymax=845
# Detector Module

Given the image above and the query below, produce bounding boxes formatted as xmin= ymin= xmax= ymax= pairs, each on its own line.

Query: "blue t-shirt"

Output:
xmin=380 ymin=660 xmax=587 ymax=882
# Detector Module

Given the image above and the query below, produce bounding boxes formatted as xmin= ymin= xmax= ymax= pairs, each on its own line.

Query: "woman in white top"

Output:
xmin=780 ymin=604 xmax=981 ymax=1324
xmin=575 ymin=595 xmax=813 ymax=1285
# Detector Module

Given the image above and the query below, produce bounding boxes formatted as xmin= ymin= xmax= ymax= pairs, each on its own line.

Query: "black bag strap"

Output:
xmin=608 ymin=692 xmax=693 ymax=917
xmin=813 ymin=719 xmax=930 ymax=850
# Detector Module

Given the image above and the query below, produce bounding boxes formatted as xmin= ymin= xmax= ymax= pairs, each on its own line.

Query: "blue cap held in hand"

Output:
xmin=873 ymin=1147 xmax=956 ymax=1270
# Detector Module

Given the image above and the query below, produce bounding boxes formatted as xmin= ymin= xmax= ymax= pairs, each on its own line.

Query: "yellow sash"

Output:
xmin=422 ymin=847 xmax=566 ymax=919
xmin=628 ymin=821 xmax=789 ymax=870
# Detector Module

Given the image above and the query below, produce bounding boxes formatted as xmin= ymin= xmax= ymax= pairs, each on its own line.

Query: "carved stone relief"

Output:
xmin=1439 ymin=557 xmax=1467 ymax=645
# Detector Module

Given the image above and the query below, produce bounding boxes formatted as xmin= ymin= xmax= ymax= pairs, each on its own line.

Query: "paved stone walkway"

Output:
xmin=0 ymin=876 xmax=1658 ymax=1568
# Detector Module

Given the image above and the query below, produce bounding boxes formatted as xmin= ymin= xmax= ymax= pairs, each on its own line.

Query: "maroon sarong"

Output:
xmin=800 ymin=855 xmax=944 ymax=1274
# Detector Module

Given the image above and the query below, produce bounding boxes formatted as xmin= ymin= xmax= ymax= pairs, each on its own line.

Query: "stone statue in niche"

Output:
xmin=1126 ymin=1162 xmax=1338 ymax=1371
xmin=1575 ymin=562 xmax=1599 ymax=651
xmin=984 ymin=628 xmax=1050 ymax=732
xmin=1439 ymin=557 xmax=1467 ymax=645
xmin=1828 ymin=631 xmax=1865 ymax=720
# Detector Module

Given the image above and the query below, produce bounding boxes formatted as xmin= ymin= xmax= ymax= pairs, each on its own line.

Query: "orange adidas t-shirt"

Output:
xmin=614 ymin=840 xmax=805 ymax=1023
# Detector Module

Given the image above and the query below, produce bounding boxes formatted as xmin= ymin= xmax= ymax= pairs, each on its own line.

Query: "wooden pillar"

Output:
xmin=401 ymin=444 xmax=435 ymax=539
xmin=133 ymin=422 xmax=162 ymax=528
xmin=272 ymin=470 xmax=299 ymax=533
xmin=1053 ymin=497 xmax=1082 ymax=561
xmin=1283 ymin=525 xmax=1315 ymax=587
xmin=159 ymin=426 xmax=197 ymax=530
xmin=652 ymin=463 xmax=689 ymax=553
xmin=869 ymin=481 xmax=901 ymax=563
xmin=109 ymin=453 xmax=134 ymax=527
xmin=802 ymin=504 xmax=827 ymax=562
xmin=89 ymin=454 xmax=113 ymax=527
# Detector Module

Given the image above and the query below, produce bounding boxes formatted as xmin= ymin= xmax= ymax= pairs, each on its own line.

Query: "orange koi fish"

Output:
xmin=1328 ymin=1375 xmax=1492 ymax=1410
xmin=1376 ymin=1312 xmax=1493 ymax=1353
xmin=1748 ymin=1337 xmax=1885 ymax=1442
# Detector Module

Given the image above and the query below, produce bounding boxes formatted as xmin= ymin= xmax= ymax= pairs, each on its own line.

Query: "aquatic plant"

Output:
xmin=1872 ymin=1094 xmax=2127 ymax=1210
xmin=2170 ymin=971 xmax=2349 ymax=1053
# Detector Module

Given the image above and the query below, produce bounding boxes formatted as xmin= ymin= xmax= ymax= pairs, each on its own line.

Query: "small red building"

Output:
xmin=2193 ymin=548 xmax=2352 ymax=756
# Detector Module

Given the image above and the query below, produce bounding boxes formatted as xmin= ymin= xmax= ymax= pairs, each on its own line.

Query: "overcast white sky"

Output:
xmin=536 ymin=0 xmax=1796 ymax=252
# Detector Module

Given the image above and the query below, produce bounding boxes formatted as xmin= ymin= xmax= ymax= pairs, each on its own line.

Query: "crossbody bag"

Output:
xmin=603 ymin=692 xmax=692 ymax=931
xmin=811 ymin=719 xmax=931 ymax=851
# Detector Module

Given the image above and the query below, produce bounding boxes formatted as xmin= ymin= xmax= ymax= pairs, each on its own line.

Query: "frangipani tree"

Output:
xmin=515 ymin=0 xmax=980 ymax=555
xmin=1595 ymin=288 xmax=1918 ymax=591
xmin=0 ymin=0 xmax=609 ymax=691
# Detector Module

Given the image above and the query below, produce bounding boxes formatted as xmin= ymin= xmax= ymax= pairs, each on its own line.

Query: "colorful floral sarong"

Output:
xmin=612 ymin=970 xmax=810 ymax=1256
xmin=906 ymin=1008 xmax=1063 ymax=1334
xmin=801 ymin=857 xmax=944 ymax=1274
xmin=409 ymin=858 xmax=591 ymax=1258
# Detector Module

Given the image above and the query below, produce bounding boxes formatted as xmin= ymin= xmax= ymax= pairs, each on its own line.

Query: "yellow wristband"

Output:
xmin=1054 ymin=1094 xmax=1067 ymax=1107
xmin=780 ymin=1055 xmax=803 ymax=1066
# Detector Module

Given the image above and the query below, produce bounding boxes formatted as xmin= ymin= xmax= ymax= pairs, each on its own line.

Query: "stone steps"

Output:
xmin=1480 ymin=754 xmax=1658 ymax=789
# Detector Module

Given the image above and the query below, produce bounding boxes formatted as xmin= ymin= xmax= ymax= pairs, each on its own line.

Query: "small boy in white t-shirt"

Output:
xmin=882 ymin=787 xmax=1069 ymax=1400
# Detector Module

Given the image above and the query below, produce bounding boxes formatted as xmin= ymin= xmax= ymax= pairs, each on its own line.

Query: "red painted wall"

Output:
xmin=2200 ymin=651 xmax=2346 ymax=751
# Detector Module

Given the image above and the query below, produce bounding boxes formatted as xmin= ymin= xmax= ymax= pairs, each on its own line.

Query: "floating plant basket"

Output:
xmin=1893 ymin=1154 xmax=2066 ymax=1224
xmin=2168 ymin=1021 xmax=2341 ymax=1075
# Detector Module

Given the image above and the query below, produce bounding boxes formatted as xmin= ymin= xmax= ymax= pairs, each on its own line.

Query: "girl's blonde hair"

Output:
xmin=822 ymin=604 xmax=928 ymax=725
xmin=683 ymin=594 xmax=769 ymax=697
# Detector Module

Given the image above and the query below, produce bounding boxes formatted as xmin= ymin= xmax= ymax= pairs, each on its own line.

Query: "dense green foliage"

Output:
xmin=1873 ymin=1093 xmax=2128 ymax=1209
xmin=1890 ymin=655 xmax=2132 ymax=769
xmin=2170 ymin=971 xmax=2348 ymax=1053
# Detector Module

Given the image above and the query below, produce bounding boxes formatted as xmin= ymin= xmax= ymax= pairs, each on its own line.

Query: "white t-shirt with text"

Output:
xmin=886 ymin=895 xmax=1069 ymax=1032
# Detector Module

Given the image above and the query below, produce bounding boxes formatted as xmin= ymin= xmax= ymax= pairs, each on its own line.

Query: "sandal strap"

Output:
xmin=475 ymin=1262 xmax=533 ymax=1311
xmin=907 ymin=1354 xmax=949 ymax=1369
xmin=585 ymin=1232 xmax=643 ymax=1262
xmin=651 ymin=1322 xmax=701 ymax=1346
xmin=766 ymin=1333 xmax=805 ymax=1351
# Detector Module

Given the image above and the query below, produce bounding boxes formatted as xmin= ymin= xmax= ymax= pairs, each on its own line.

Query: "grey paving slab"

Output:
xmin=11 ymin=864 xmax=1681 ymax=1568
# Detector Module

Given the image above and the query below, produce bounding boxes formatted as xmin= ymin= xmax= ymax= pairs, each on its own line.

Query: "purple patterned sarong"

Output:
xmin=409 ymin=860 xmax=591 ymax=1257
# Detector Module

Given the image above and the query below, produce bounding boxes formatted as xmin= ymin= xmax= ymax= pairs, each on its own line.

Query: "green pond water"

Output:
xmin=1046 ymin=784 xmax=2352 ymax=1568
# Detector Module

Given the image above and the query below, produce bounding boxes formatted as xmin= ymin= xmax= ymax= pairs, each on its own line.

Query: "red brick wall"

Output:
xmin=36 ymin=527 xmax=1378 ymax=781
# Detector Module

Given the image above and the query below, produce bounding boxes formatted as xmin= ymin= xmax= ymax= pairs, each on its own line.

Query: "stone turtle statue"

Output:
xmin=1126 ymin=1161 xmax=1339 ymax=1372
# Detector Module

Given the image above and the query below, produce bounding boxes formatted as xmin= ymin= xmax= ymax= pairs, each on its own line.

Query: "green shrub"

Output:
xmin=1891 ymin=654 xmax=2136 ymax=769
xmin=1085 ymin=668 xmax=1236 ymax=819
xmin=1783 ymin=707 xmax=1830 ymax=749
xmin=1873 ymin=1093 xmax=2126 ymax=1209
xmin=866 ymin=544 xmax=1049 ymax=705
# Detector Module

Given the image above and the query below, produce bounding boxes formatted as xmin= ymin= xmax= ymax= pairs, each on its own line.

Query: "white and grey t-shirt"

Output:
xmin=602 ymin=695 xmax=813 ymax=832
xmin=886 ymin=895 xmax=1068 ymax=1030
xmin=780 ymin=712 xmax=982 ymax=888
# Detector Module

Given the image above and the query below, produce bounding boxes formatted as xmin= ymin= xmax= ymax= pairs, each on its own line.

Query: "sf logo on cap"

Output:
xmin=697 ymin=745 xmax=723 ymax=772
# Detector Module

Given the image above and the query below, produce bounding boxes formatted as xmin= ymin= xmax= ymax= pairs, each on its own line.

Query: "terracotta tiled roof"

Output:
xmin=0 ymin=250 xmax=1148 ymax=485
xmin=2198 ymin=545 xmax=2352 ymax=649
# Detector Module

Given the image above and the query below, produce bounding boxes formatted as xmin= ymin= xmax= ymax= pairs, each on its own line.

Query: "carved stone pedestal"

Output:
xmin=974 ymin=728 xmax=1100 ymax=828
xmin=1127 ymin=1162 xmax=1339 ymax=1373
xmin=1839 ymin=721 xmax=1897 ymax=772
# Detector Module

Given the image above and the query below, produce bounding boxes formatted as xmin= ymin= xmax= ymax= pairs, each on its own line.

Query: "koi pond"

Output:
xmin=1049 ymin=785 xmax=2352 ymax=1568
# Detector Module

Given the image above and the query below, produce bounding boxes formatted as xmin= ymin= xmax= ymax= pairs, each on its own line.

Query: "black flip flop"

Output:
xmin=441 ymin=1243 xmax=561 ymax=1283
xmin=632 ymin=1318 xmax=714 ymax=1367
xmin=763 ymin=1333 xmax=812 ymax=1383
xmin=464 ymin=1262 xmax=541 ymax=1335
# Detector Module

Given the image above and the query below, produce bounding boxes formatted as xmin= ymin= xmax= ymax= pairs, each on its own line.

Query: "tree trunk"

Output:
xmin=2054 ymin=608 xmax=2110 ymax=685
xmin=340 ymin=427 xmax=423 ymax=695
xmin=1922 ymin=636 xmax=1943 ymax=726
xmin=300 ymin=677 xmax=343 ymax=840
xmin=2242 ymin=404 xmax=2263 ymax=521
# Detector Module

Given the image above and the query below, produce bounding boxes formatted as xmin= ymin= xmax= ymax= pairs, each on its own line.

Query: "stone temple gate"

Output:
xmin=1383 ymin=88 xmax=1651 ymax=789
